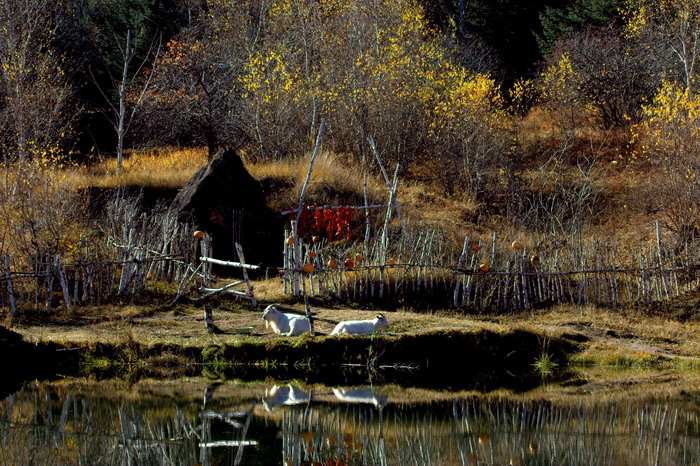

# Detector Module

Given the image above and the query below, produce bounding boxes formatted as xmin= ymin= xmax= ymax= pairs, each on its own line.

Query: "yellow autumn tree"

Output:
xmin=222 ymin=0 xmax=511 ymax=185
xmin=314 ymin=0 xmax=444 ymax=167
xmin=428 ymin=68 xmax=510 ymax=195
xmin=623 ymin=0 xmax=700 ymax=92
xmin=623 ymin=1 xmax=700 ymax=237
xmin=538 ymin=53 xmax=593 ymax=134
xmin=190 ymin=0 xmax=514 ymax=196
xmin=239 ymin=46 xmax=308 ymax=159
xmin=231 ymin=0 xmax=442 ymax=164
xmin=633 ymin=80 xmax=700 ymax=237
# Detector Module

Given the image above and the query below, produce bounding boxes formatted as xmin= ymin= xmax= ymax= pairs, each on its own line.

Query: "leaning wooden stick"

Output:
xmin=293 ymin=119 xmax=324 ymax=239
xmin=368 ymin=136 xmax=405 ymax=233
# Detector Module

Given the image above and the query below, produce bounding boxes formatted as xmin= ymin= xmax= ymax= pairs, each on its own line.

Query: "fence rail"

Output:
xmin=282 ymin=223 xmax=700 ymax=312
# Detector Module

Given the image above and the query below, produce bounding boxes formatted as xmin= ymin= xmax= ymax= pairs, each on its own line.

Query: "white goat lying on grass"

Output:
xmin=330 ymin=314 xmax=389 ymax=335
xmin=262 ymin=304 xmax=310 ymax=336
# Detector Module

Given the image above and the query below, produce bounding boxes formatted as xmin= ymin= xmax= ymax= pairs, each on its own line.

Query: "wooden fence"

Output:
xmin=0 ymin=196 xmax=201 ymax=314
xmin=282 ymin=223 xmax=700 ymax=312
xmin=0 ymin=247 xmax=197 ymax=315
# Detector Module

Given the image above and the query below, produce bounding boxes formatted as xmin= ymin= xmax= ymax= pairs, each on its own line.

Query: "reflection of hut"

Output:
xmin=171 ymin=148 xmax=282 ymax=274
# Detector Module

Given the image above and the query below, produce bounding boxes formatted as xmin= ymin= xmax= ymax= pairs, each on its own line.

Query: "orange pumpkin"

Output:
xmin=344 ymin=258 xmax=355 ymax=268
xmin=511 ymin=240 xmax=522 ymax=250
xmin=355 ymin=253 xmax=363 ymax=263
xmin=479 ymin=263 xmax=490 ymax=272
xmin=530 ymin=254 xmax=540 ymax=264
xmin=285 ymin=236 xmax=295 ymax=245
xmin=327 ymin=258 xmax=338 ymax=268
xmin=193 ymin=230 xmax=206 ymax=240
xmin=302 ymin=263 xmax=315 ymax=273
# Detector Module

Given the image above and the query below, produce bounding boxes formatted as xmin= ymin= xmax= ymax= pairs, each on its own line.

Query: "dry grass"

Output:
xmin=497 ymin=303 xmax=700 ymax=362
xmin=27 ymin=143 xmax=664 ymax=255
xmin=399 ymin=181 xmax=482 ymax=246
xmin=246 ymin=151 xmax=386 ymax=212
xmin=13 ymin=277 xmax=700 ymax=404
xmin=6 ymin=144 xmax=699 ymax=363
xmin=15 ymin=300 xmax=500 ymax=348
xmin=71 ymin=146 xmax=208 ymax=189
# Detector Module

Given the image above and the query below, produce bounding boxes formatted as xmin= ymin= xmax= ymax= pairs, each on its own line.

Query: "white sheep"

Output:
xmin=332 ymin=388 xmax=388 ymax=408
xmin=329 ymin=314 xmax=389 ymax=335
xmin=262 ymin=304 xmax=311 ymax=336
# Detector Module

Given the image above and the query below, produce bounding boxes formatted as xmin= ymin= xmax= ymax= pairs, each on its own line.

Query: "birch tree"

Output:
xmin=91 ymin=29 xmax=160 ymax=175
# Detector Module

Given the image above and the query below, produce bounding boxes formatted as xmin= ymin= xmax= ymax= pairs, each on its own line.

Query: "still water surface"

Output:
xmin=1 ymin=378 xmax=699 ymax=465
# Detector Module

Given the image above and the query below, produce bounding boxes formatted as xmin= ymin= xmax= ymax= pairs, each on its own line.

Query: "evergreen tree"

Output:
xmin=538 ymin=0 xmax=625 ymax=57
xmin=420 ymin=0 xmax=575 ymax=81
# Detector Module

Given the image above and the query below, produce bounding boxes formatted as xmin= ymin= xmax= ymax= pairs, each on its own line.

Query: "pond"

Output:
xmin=1 ymin=377 xmax=699 ymax=465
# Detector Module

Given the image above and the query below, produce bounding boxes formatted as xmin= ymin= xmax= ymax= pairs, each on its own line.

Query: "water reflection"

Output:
xmin=0 ymin=380 xmax=699 ymax=465
xmin=262 ymin=384 xmax=312 ymax=411
xmin=332 ymin=387 xmax=388 ymax=409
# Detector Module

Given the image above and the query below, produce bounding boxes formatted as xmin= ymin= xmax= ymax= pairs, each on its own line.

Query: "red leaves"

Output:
xmin=296 ymin=206 xmax=355 ymax=241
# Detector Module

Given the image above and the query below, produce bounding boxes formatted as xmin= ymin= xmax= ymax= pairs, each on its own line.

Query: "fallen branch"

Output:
xmin=199 ymin=257 xmax=261 ymax=270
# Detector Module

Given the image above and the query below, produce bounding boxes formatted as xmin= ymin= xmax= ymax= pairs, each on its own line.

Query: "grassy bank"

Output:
xmin=68 ymin=327 xmax=577 ymax=390
xmin=8 ymin=284 xmax=700 ymax=389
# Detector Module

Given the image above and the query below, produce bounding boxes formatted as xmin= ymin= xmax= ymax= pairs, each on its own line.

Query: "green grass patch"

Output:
xmin=80 ymin=354 xmax=121 ymax=373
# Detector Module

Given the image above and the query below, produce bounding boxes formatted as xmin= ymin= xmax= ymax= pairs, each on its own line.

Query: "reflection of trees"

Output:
xmin=278 ymin=396 xmax=700 ymax=465
xmin=0 ymin=384 xmax=258 ymax=465
xmin=451 ymin=399 xmax=700 ymax=466
xmin=2 ymin=384 xmax=700 ymax=465
xmin=0 ymin=387 xmax=202 ymax=464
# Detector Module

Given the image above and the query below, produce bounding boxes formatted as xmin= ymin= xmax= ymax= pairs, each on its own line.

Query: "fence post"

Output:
xmin=73 ymin=239 xmax=81 ymax=304
xmin=4 ymin=255 xmax=16 ymax=314
xmin=453 ymin=237 xmax=469 ymax=307
xmin=656 ymin=221 xmax=670 ymax=300
xmin=234 ymin=242 xmax=257 ymax=307
xmin=45 ymin=254 xmax=54 ymax=312
xmin=201 ymin=233 xmax=212 ymax=287
xmin=290 ymin=221 xmax=301 ymax=296
xmin=283 ymin=229 xmax=289 ymax=295
xmin=55 ymin=255 xmax=73 ymax=311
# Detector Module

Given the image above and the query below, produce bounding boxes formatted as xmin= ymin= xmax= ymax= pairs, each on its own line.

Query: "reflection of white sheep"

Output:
xmin=330 ymin=314 xmax=389 ymax=335
xmin=262 ymin=305 xmax=310 ymax=336
xmin=332 ymin=388 xmax=388 ymax=409
xmin=262 ymin=384 xmax=311 ymax=411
